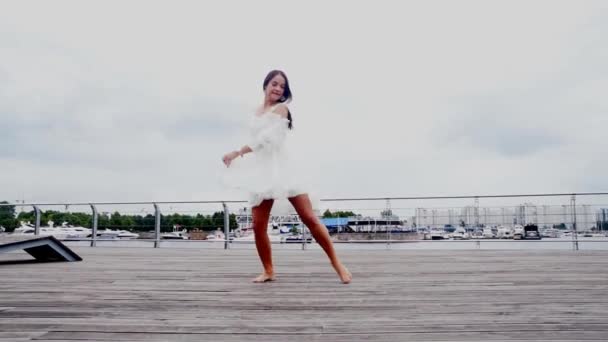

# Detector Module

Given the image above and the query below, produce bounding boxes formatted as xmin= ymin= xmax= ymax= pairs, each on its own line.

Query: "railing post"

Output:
xmin=154 ymin=203 xmax=161 ymax=248
xmin=571 ymin=195 xmax=579 ymax=251
xmin=33 ymin=205 xmax=41 ymax=236
xmin=90 ymin=204 xmax=98 ymax=247
xmin=302 ymin=218 xmax=307 ymax=250
xmin=223 ymin=202 xmax=230 ymax=250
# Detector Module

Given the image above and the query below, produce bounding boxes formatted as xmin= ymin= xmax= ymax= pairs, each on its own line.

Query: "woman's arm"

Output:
xmin=222 ymin=105 xmax=289 ymax=167
xmin=222 ymin=145 xmax=253 ymax=167
xmin=238 ymin=145 xmax=253 ymax=156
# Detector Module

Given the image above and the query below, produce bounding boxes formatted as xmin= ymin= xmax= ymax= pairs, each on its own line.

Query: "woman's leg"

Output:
xmin=288 ymin=194 xmax=352 ymax=284
xmin=252 ymin=199 xmax=275 ymax=282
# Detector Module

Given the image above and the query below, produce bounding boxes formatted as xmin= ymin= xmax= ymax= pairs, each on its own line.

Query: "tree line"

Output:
xmin=0 ymin=201 xmax=237 ymax=232
xmin=0 ymin=202 xmax=365 ymax=233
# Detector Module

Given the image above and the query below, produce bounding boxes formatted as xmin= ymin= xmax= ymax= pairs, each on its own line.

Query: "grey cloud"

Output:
xmin=2 ymin=1 xmax=607 ymax=203
xmin=436 ymin=43 xmax=608 ymax=158
xmin=437 ymin=100 xmax=568 ymax=158
xmin=0 ymin=37 xmax=249 ymax=165
xmin=449 ymin=121 xmax=564 ymax=157
xmin=161 ymin=99 xmax=250 ymax=141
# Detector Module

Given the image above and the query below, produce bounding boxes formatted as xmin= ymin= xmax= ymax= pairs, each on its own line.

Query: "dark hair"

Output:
xmin=263 ymin=70 xmax=293 ymax=129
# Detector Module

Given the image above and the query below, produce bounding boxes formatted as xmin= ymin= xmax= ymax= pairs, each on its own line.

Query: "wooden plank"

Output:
xmin=0 ymin=248 xmax=607 ymax=341
xmin=34 ymin=330 xmax=608 ymax=341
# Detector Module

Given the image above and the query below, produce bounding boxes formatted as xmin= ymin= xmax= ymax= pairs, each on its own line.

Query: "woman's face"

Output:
xmin=265 ymin=74 xmax=286 ymax=102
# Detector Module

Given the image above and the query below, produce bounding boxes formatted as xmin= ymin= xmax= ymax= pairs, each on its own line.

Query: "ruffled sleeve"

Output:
xmin=249 ymin=115 xmax=289 ymax=152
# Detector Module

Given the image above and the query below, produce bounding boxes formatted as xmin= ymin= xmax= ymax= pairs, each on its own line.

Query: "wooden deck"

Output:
xmin=1 ymin=246 xmax=608 ymax=341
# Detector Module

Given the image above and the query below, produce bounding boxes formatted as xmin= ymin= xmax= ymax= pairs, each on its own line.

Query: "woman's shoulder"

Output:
xmin=271 ymin=103 xmax=289 ymax=119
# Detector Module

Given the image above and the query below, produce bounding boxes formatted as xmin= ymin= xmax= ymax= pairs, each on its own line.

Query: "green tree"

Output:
xmin=98 ymin=213 xmax=111 ymax=229
xmin=211 ymin=212 xmax=224 ymax=229
xmin=0 ymin=201 xmax=18 ymax=232
xmin=192 ymin=213 xmax=206 ymax=230
xmin=109 ymin=212 xmax=123 ymax=229
xmin=196 ymin=212 xmax=238 ymax=231
xmin=323 ymin=210 xmax=356 ymax=218
xmin=230 ymin=213 xmax=238 ymax=229
xmin=70 ymin=212 xmax=92 ymax=227
xmin=142 ymin=214 xmax=156 ymax=231
xmin=17 ymin=210 xmax=35 ymax=223
xmin=121 ymin=215 xmax=135 ymax=230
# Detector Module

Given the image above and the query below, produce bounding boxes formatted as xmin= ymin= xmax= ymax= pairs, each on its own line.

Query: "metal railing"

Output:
xmin=2 ymin=192 xmax=608 ymax=250
xmin=1 ymin=200 xmax=242 ymax=250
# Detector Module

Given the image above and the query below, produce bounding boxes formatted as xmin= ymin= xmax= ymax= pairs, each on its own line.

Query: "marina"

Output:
xmin=2 ymin=192 xmax=608 ymax=251
xmin=5 ymin=213 xmax=608 ymax=250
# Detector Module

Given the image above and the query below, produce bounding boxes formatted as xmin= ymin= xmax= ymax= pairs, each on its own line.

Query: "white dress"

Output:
xmin=222 ymin=104 xmax=307 ymax=209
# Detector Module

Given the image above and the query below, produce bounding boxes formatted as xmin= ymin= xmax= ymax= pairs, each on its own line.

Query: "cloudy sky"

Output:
xmin=1 ymin=1 xmax=607 ymax=212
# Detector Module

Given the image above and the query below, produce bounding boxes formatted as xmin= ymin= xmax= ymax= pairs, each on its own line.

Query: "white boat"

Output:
xmin=424 ymin=227 xmax=448 ymax=240
xmin=233 ymin=222 xmax=287 ymax=243
xmin=56 ymin=222 xmax=92 ymax=239
xmin=282 ymin=234 xmax=313 ymax=244
xmin=161 ymin=230 xmax=189 ymax=240
xmin=497 ymin=226 xmax=513 ymax=239
xmin=451 ymin=227 xmax=470 ymax=240
xmin=582 ymin=232 xmax=606 ymax=238
xmin=116 ymin=230 xmax=139 ymax=239
xmin=482 ymin=227 xmax=496 ymax=239
xmin=13 ymin=222 xmax=36 ymax=235
xmin=94 ymin=229 xmax=140 ymax=240
xmin=513 ymin=225 xmax=525 ymax=240
xmin=161 ymin=232 xmax=188 ymax=240
xmin=206 ymin=230 xmax=226 ymax=241
xmin=12 ymin=221 xmax=90 ymax=240
xmin=540 ymin=228 xmax=561 ymax=238
xmin=232 ymin=232 xmax=283 ymax=243
xmin=470 ymin=229 xmax=484 ymax=239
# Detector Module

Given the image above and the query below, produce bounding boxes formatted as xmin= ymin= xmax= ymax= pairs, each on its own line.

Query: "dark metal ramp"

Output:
xmin=0 ymin=236 xmax=82 ymax=262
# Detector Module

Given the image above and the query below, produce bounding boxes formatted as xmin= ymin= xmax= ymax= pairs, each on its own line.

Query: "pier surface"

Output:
xmin=1 ymin=246 xmax=607 ymax=341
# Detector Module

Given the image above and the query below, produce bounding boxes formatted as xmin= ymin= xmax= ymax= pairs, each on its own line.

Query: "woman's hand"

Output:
xmin=222 ymin=151 xmax=240 ymax=167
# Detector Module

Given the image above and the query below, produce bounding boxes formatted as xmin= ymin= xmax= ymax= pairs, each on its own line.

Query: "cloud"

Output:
xmin=1 ymin=0 xmax=607 ymax=209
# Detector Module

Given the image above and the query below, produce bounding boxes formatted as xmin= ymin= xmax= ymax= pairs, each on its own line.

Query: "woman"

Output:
xmin=222 ymin=70 xmax=352 ymax=284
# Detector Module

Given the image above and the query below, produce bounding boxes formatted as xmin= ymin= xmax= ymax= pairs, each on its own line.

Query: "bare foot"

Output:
xmin=333 ymin=263 xmax=352 ymax=284
xmin=252 ymin=273 xmax=275 ymax=283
